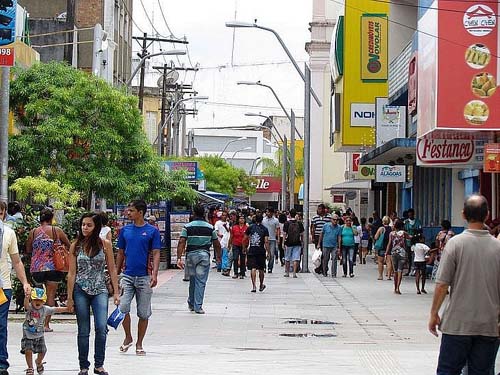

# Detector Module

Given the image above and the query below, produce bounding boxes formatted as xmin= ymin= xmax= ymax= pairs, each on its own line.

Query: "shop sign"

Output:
xmin=333 ymin=194 xmax=344 ymax=203
xmin=253 ymin=176 xmax=281 ymax=193
xmin=161 ymin=161 xmax=198 ymax=180
xmin=418 ymin=0 xmax=500 ymax=137
xmin=416 ymin=137 xmax=487 ymax=167
xmin=350 ymin=103 xmax=375 ymax=127
xmin=0 ymin=0 xmax=15 ymax=67
xmin=484 ymin=143 xmax=500 ymax=173
xmin=361 ymin=14 xmax=388 ymax=81
xmin=375 ymin=97 xmax=406 ymax=146
xmin=355 ymin=165 xmax=375 ymax=180
xmin=375 ymin=165 xmax=405 ymax=183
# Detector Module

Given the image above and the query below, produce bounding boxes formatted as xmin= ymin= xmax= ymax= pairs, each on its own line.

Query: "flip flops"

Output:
xmin=119 ymin=342 xmax=133 ymax=353
xmin=136 ymin=348 xmax=146 ymax=356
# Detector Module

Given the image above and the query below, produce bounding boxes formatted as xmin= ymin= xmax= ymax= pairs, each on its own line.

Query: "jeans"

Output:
xmin=437 ymin=334 xmax=498 ymax=375
xmin=267 ymin=240 xmax=277 ymax=271
xmin=341 ymin=246 xmax=355 ymax=276
xmin=0 ymin=289 xmax=12 ymax=370
xmin=322 ymin=247 xmax=338 ymax=276
xmin=73 ymin=284 xmax=109 ymax=370
xmin=232 ymin=245 xmax=246 ymax=276
xmin=186 ymin=250 xmax=210 ymax=312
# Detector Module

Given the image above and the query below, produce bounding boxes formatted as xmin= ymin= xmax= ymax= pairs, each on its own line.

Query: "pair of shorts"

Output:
xmin=392 ymin=253 xmax=407 ymax=273
xmin=361 ymin=240 xmax=369 ymax=248
xmin=285 ymin=245 xmax=301 ymax=262
xmin=376 ymin=248 xmax=386 ymax=257
xmin=31 ymin=271 xmax=65 ymax=284
xmin=119 ymin=274 xmax=153 ymax=320
xmin=247 ymin=253 xmax=266 ymax=271
xmin=414 ymin=261 xmax=426 ymax=272
xmin=21 ymin=336 xmax=46 ymax=354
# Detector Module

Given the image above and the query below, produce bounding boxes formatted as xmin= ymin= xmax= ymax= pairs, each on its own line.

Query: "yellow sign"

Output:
xmin=335 ymin=0 xmax=389 ymax=150
xmin=361 ymin=15 xmax=388 ymax=81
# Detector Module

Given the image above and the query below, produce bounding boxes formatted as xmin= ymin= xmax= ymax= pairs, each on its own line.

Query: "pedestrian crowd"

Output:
xmin=0 ymin=196 xmax=498 ymax=374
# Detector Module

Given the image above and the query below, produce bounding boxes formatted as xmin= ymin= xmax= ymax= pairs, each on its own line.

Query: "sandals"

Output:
xmin=119 ymin=342 xmax=133 ymax=353
xmin=25 ymin=369 xmax=34 ymax=375
xmin=36 ymin=361 xmax=45 ymax=374
xmin=136 ymin=348 xmax=146 ymax=356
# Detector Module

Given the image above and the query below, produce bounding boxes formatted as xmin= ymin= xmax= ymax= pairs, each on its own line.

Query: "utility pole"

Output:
xmin=302 ymin=64 xmax=312 ymax=273
xmin=158 ymin=63 xmax=169 ymax=156
xmin=289 ymin=109 xmax=296 ymax=210
xmin=281 ymin=135 xmax=288 ymax=211
xmin=132 ymin=34 xmax=188 ymax=112
xmin=0 ymin=67 xmax=9 ymax=203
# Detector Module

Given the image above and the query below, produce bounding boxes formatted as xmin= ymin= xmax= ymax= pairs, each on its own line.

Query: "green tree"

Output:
xmin=257 ymin=144 xmax=304 ymax=179
xmin=8 ymin=62 xmax=177 ymax=203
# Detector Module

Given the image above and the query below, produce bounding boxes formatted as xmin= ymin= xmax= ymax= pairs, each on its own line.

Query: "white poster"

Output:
xmin=375 ymin=97 xmax=407 ymax=147
xmin=375 ymin=165 xmax=406 ymax=183
xmin=350 ymin=103 xmax=375 ymax=127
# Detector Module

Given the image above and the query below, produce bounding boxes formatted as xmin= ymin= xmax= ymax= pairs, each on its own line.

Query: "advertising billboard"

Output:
xmin=0 ymin=0 xmax=16 ymax=67
xmin=338 ymin=0 xmax=389 ymax=149
xmin=418 ymin=0 xmax=500 ymax=137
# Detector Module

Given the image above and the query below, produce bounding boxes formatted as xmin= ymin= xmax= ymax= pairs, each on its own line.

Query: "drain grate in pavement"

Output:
xmin=283 ymin=318 xmax=337 ymax=325
xmin=279 ymin=333 xmax=337 ymax=338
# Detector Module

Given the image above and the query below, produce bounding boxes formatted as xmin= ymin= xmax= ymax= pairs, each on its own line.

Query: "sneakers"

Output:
xmin=195 ymin=308 xmax=205 ymax=314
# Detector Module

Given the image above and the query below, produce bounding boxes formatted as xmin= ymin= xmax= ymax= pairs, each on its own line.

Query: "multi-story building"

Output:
xmin=19 ymin=0 xmax=133 ymax=85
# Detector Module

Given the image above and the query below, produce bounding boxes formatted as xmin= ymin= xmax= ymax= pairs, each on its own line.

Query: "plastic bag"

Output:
xmin=312 ymin=248 xmax=322 ymax=268
xmin=107 ymin=307 xmax=125 ymax=330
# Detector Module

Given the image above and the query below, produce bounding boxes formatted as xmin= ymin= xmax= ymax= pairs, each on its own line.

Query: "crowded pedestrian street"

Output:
xmin=6 ymin=249 xmax=490 ymax=375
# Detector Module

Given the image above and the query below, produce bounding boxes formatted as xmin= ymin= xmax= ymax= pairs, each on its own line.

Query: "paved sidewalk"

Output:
xmin=5 ymin=256 xmax=499 ymax=374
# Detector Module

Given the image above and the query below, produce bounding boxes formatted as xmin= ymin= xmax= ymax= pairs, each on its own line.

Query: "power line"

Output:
xmin=157 ymin=0 xmax=178 ymax=38
xmin=138 ymin=0 xmax=168 ymax=38
xmin=199 ymin=100 xmax=304 ymax=113
xmin=198 ymin=60 xmax=307 ymax=70
xmin=119 ymin=0 xmax=145 ymax=34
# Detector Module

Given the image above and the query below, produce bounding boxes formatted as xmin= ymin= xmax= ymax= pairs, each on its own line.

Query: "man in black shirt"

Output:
xmin=244 ymin=213 xmax=269 ymax=293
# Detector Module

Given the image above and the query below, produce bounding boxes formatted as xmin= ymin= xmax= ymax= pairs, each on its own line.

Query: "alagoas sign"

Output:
xmin=417 ymin=138 xmax=474 ymax=164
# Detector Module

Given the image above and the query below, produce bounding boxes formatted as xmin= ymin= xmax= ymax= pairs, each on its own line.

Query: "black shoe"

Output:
xmin=268 ymin=270 xmax=272 ymax=274
xmin=0 ymin=369 xmax=8 ymax=375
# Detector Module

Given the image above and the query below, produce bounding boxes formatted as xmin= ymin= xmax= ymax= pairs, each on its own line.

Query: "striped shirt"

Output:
xmin=311 ymin=214 xmax=332 ymax=237
xmin=181 ymin=219 xmax=218 ymax=253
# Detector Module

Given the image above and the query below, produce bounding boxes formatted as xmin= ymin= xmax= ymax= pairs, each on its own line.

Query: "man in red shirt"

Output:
xmin=229 ymin=215 xmax=248 ymax=279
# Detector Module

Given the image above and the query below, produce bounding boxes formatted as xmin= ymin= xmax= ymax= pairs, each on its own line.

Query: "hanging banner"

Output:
xmin=361 ymin=14 xmax=388 ymax=81
xmin=484 ymin=143 xmax=500 ymax=173
xmin=0 ymin=0 xmax=16 ymax=67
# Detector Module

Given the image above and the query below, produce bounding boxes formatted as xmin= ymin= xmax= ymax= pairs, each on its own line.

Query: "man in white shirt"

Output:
xmin=214 ymin=212 xmax=231 ymax=276
xmin=262 ymin=208 xmax=280 ymax=273
xmin=0 ymin=203 xmax=31 ymax=375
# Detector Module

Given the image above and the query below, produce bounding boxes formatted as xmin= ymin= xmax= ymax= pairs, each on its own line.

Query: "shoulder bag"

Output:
xmin=52 ymin=227 xmax=70 ymax=272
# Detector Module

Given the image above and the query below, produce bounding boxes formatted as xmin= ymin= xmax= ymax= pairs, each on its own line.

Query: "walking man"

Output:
xmin=116 ymin=200 xmax=161 ymax=356
xmin=283 ymin=209 xmax=304 ymax=278
xmin=177 ymin=205 xmax=221 ymax=314
xmin=318 ymin=215 xmax=342 ymax=277
xmin=244 ymin=213 xmax=269 ymax=293
xmin=428 ymin=194 xmax=500 ymax=374
xmin=0 ymin=210 xmax=31 ymax=375
xmin=262 ymin=208 xmax=280 ymax=273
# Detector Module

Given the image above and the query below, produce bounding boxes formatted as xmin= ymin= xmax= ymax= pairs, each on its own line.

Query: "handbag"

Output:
xmin=107 ymin=306 xmax=125 ymax=329
xmin=52 ymin=227 xmax=69 ymax=272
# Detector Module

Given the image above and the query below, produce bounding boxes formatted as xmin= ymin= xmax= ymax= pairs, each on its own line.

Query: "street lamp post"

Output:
xmin=230 ymin=146 xmax=252 ymax=160
xmin=152 ymin=96 xmax=209 ymax=155
xmin=219 ymin=137 xmax=247 ymax=157
xmin=238 ymin=81 xmax=302 ymax=139
xmin=244 ymin=113 xmax=284 ymax=143
xmin=249 ymin=157 xmax=261 ymax=176
xmin=226 ymin=21 xmax=322 ymax=106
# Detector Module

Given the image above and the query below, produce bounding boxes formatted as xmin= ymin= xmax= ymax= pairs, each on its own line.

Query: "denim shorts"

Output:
xmin=119 ymin=275 xmax=153 ymax=320
xmin=285 ymin=246 xmax=301 ymax=261
xmin=392 ymin=254 xmax=407 ymax=273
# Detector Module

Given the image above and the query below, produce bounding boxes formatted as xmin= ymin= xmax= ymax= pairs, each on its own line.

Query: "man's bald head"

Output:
xmin=463 ymin=194 xmax=489 ymax=223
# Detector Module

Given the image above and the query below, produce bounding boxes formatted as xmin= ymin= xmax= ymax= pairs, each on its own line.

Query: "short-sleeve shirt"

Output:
xmin=180 ymin=220 xmax=217 ymax=253
xmin=311 ymin=214 xmax=332 ymax=237
xmin=262 ymin=216 xmax=279 ymax=241
xmin=412 ymin=243 xmax=429 ymax=262
xmin=321 ymin=223 xmax=342 ymax=248
xmin=0 ymin=224 xmax=18 ymax=289
xmin=117 ymin=223 xmax=162 ymax=277
xmin=341 ymin=226 xmax=356 ymax=247
xmin=23 ymin=305 xmax=56 ymax=339
xmin=214 ymin=220 xmax=230 ymax=248
xmin=230 ymin=224 xmax=247 ymax=247
xmin=245 ymin=224 xmax=269 ymax=255
xmin=436 ymin=229 xmax=500 ymax=337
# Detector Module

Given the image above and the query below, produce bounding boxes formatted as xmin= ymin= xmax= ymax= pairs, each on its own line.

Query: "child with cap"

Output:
xmin=21 ymin=287 xmax=69 ymax=374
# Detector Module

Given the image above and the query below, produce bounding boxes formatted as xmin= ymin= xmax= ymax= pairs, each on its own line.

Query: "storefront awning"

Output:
xmin=360 ymin=138 xmax=416 ymax=166
xmin=196 ymin=191 xmax=226 ymax=204
xmin=325 ymin=180 xmax=372 ymax=190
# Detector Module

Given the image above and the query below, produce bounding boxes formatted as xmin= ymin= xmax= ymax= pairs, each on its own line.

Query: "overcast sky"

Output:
xmin=133 ymin=0 xmax=312 ymax=130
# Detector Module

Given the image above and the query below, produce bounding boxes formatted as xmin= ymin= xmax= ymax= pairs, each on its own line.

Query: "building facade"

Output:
xmin=20 ymin=0 xmax=132 ymax=85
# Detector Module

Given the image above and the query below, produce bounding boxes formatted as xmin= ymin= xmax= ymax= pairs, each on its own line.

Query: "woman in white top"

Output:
xmin=98 ymin=212 xmax=112 ymax=241
xmin=411 ymin=233 xmax=429 ymax=294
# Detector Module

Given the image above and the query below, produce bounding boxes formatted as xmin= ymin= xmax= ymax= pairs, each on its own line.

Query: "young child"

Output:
xmin=411 ymin=234 xmax=430 ymax=294
xmin=21 ymin=287 xmax=69 ymax=375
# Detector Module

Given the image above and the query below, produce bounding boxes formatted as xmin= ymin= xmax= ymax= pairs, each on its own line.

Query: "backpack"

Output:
xmin=286 ymin=221 xmax=301 ymax=245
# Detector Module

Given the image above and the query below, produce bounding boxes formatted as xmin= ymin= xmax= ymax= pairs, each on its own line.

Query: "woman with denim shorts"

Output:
xmin=67 ymin=213 xmax=119 ymax=375
xmin=385 ymin=219 xmax=410 ymax=295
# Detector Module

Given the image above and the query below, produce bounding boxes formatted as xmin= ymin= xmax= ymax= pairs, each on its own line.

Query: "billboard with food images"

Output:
xmin=417 ymin=0 xmax=500 ymax=137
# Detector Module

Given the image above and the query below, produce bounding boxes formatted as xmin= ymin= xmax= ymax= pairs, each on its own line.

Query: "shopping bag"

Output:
xmin=107 ymin=306 xmax=125 ymax=329
xmin=0 ymin=289 xmax=7 ymax=306
xmin=312 ymin=248 xmax=322 ymax=268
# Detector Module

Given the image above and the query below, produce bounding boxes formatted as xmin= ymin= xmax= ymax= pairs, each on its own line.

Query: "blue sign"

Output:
xmin=161 ymin=161 xmax=199 ymax=181
xmin=0 ymin=0 xmax=16 ymax=46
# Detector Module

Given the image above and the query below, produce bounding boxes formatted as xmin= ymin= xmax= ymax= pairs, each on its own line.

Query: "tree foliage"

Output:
xmin=8 ymin=62 xmax=184 ymax=204
xmin=257 ymin=143 xmax=304 ymax=179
